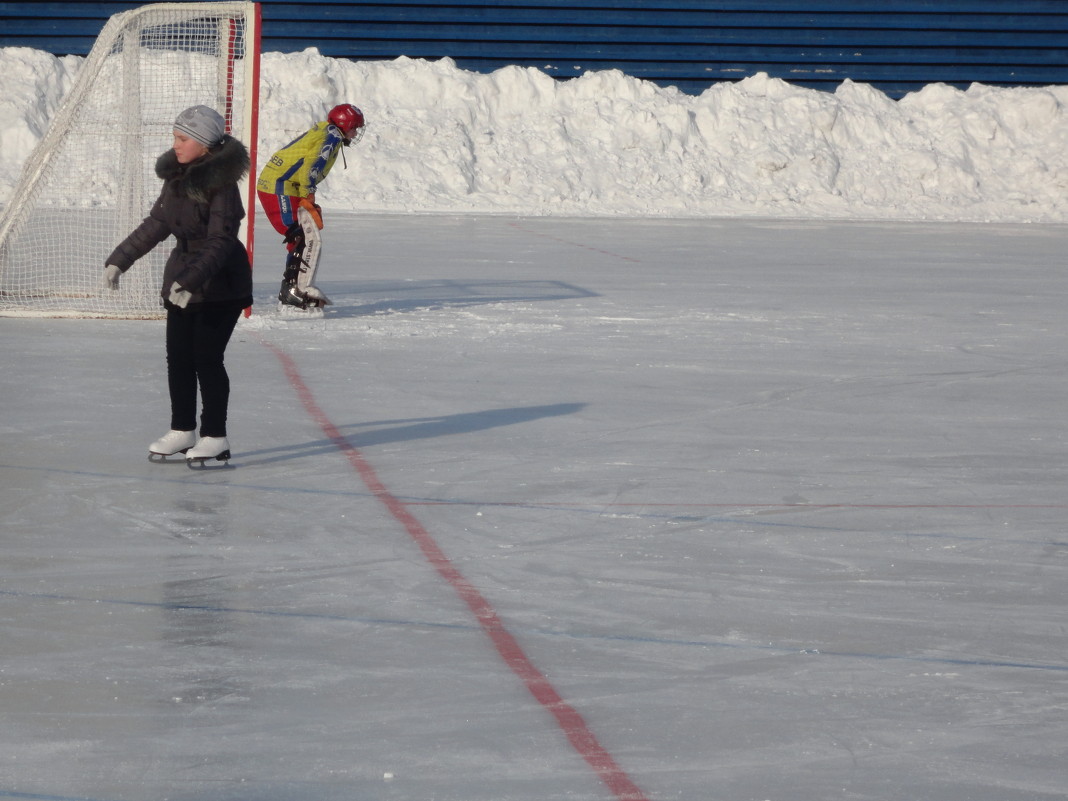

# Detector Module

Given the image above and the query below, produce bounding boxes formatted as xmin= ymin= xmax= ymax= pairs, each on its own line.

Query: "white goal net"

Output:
xmin=0 ymin=2 xmax=260 ymax=318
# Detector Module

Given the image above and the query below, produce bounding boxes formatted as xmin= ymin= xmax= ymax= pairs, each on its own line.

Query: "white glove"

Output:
xmin=104 ymin=264 xmax=122 ymax=290
xmin=168 ymin=283 xmax=192 ymax=308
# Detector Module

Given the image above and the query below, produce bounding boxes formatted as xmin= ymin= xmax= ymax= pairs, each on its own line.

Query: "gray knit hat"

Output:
xmin=173 ymin=105 xmax=226 ymax=146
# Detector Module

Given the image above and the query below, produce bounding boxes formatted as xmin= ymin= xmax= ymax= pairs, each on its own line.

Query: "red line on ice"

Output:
xmin=260 ymin=336 xmax=651 ymax=801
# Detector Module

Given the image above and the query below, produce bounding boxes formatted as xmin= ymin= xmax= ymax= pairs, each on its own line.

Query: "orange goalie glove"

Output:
xmin=299 ymin=194 xmax=323 ymax=229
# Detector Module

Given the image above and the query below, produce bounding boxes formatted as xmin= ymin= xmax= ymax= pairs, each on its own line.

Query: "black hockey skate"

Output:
xmin=279 ymin=281 xmax=331 ymax=310
xmin=279 ymin=280 xmax=326 ymax=309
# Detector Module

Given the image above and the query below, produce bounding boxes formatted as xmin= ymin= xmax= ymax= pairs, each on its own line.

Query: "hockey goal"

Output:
xmin=0 ymin=2 xmax=260 ymax=318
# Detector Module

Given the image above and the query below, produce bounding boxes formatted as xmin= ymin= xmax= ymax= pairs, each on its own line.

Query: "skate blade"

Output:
xmin=186 ymin=450 xmax=232 ymax=469
xmin=277 ymin=302 xmax=325 ymax=317
xmin=148 ymin=450 xmax=189 ymax=462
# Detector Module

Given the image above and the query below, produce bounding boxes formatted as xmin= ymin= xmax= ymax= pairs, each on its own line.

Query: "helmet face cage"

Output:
xmin=328 ymin=103 xmax=365 ymax=144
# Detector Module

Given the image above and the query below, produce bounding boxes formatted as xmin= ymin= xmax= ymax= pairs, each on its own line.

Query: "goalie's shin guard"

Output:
xmin=294 ymin=207 xmax=323 ymax=293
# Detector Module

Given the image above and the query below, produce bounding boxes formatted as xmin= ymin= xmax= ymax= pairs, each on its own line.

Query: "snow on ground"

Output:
xmin=3 ymin=46 xmax=1068 ymax=222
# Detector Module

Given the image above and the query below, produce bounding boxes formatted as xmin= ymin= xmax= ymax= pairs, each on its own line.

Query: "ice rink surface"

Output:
xmin=2 ymin=215 xmax=1067 ymax=801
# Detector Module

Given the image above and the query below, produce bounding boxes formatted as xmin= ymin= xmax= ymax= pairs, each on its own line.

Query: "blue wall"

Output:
xmin=3 ymin=1 xmax=1067 ymax=98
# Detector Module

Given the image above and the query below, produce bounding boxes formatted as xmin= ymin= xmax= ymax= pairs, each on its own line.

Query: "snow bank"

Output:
xmin=5 ymin=46 xmax=1068 ymax=222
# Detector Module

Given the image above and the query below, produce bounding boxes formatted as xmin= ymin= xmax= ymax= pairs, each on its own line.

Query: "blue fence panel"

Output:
xmin=2 ymin=1 xmax=1067 ymax=97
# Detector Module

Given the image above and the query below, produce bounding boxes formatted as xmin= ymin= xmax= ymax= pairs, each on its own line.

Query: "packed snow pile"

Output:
xmin=4 ymin=46 xmax=1068 ymax=222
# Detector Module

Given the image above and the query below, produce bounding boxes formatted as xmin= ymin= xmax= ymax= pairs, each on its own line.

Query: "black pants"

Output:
xmin=166 ymin=305 xmax=242 ymax=437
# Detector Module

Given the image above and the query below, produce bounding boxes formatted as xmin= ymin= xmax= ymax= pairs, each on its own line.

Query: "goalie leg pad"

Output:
xmin=294 ymin=206 xmax=323 ymax=293
xmin=277 ymin=211 xmax=326 ymax=308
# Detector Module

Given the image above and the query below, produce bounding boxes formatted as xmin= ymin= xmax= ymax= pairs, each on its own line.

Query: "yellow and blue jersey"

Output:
xmin=257 ymin=121 xmax=346 ymax=198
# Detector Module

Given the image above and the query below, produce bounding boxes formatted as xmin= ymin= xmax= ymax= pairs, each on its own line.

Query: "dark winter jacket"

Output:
xmin=107 ymin=136 xmax=254 ymax=310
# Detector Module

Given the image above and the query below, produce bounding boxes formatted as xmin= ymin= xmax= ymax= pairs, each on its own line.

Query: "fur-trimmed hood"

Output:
xmin=155 ymin=136 xmax=250 ymax=203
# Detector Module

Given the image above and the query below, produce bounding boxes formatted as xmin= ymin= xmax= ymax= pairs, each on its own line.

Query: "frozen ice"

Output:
xmin=2 ymin=214 xmax=1067 ymax=800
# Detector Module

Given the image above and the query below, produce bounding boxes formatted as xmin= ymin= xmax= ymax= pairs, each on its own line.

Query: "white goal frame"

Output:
xmin=0 ymin=2 xmax=261 ymax=318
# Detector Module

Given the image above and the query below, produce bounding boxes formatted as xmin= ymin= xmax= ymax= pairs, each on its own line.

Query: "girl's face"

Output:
xmin=173 ymin=131 xmax=210 ymax=164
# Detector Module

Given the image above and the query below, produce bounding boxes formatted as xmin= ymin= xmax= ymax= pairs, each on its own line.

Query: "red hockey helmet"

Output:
xmin=328 ymin=103 xmax=365 ymax=144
